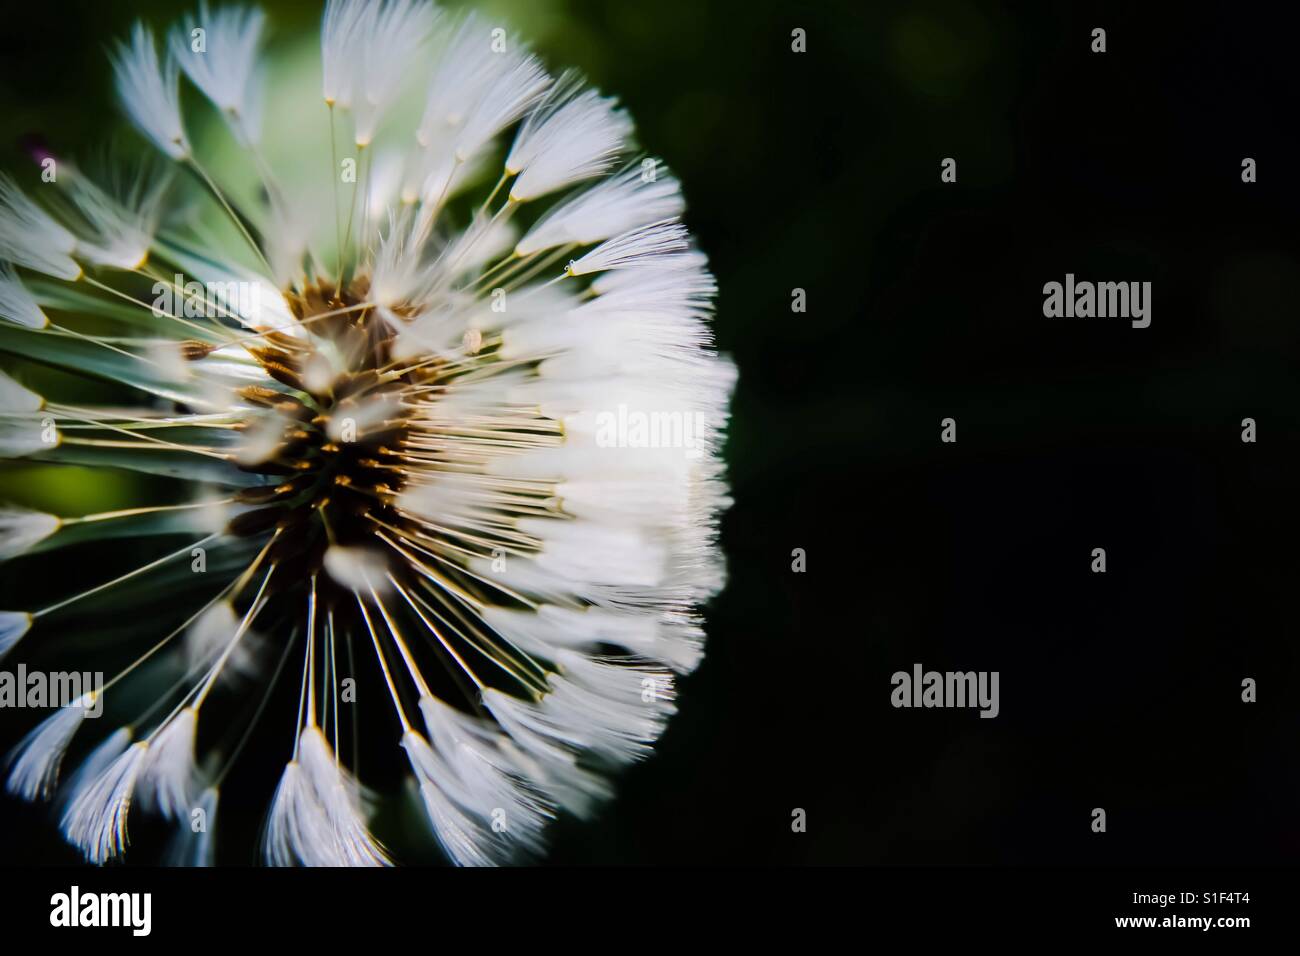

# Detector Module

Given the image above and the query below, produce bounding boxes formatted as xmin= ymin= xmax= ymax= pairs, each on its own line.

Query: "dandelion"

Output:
xmin=0 ymin=0 xmax=732 ymax=866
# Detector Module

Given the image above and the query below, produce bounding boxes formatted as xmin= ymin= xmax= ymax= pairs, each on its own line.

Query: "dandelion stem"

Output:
xmin=185 ymin=156 xmax=274 ymax=276
xmin=191 ymin=562 xmax=274 ymax=709
xmin=212 ymin=622 xmax=299 ymax=789
xmin=329 ymin=104 xmax=343 ymax=290
xmin=356 ymin=595 xmax=412 ymax=733
xmin=34 ymin=532 xmax=220 ymax=618
xmin=60 ymin=498 xmax=235 ymax=525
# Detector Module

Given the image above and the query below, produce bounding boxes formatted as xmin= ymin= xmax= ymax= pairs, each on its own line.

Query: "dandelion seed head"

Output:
xmin=0 ymin=0 xmax=733 ymax=867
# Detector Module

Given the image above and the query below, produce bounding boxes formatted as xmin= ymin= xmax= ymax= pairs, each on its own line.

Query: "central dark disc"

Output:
xmin=226 ymin=280 xmax=423 ymax=598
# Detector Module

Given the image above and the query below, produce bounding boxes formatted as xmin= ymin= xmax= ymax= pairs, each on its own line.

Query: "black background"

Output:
xmin=0 ymin=0 xmax=1298 ymax=874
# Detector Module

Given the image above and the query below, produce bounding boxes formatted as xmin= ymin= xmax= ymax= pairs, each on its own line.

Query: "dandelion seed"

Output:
xmin=61 ymin=740 xmax=149 ymax=865
xmin=170 ymin=3 xmax=267 ymax=146
xmin=0 ymin=611 xmax=32 ymax=659
xmin=111 ymin=23 xmax=190 ymax=161
xmin=137 ymin=708 xmax=202 ymax=821
xmin=0 ymin=175 xmax=79 ymax=280
xmin=0 ymin=506 xmax=61 ymax=562
xmin=0 ymin=263 xmax=48 ymax=328
xmin=4 ymin=694 xmax=95 ymax=801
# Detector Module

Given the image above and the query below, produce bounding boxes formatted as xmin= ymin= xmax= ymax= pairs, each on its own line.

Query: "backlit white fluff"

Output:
xmin=0 ymin=175 xmax=79 ymax=280
xmin=567 ymin=219 xmax=691 ymax=275
xmin=540 ymin=652 xmax=676 ymax=763
xmin=137 ymin=708 xmax=200 ymax=820
xmin=483 ymin=604 xmax=701 ymax=673
xmin=4 ymin=694 xmax=93 ymax=801
xmin=371 ymin=210 xmax=438 ymax=308
xmin=404 ymin=729 xmax=521 ymax=866
xmin=582 ymin=253 xmax=717 ymax=316
xmin=0 ymin=369 xmax=44 ymax=413
xmin=481 ymin=689 xmax=613 ymax=817
xmin=61 ymin=740 xmax=148 ymax=864
xmin=0 ymin=611 xmax=32 ymax=658
xmin=58 ymin=727 xmax=133 ymax=814
xmin=171 ymin=3 xmax=266 ymax=145
xmin=66 ymin=166 xmax=167 ymax=270
xmin=0 ymin=506 xmax=60 ymax=561
xmin=0 ymin=264 xmax=47 ymax=328
xmin=264 ymin=761 xmax=326 ymax=866
xmin=453 ymin=48 xmax=551 ymax=163
xmin=519 ymin=518 xmax=668 ymax=587
xmin=111 ymin=23 xmax=189 ymax=160
xmin=516 ymin=165 xmax=684 ymax=255
xmin=507 ymin=81 xmax=633 ymax=201
xmin=350 ymin=0 xmax=436 ymax=147
xmin=417 ymin=13 xmax=502 ymax=143
xmin=418 ymin=695 xmax=553 ymax=853
xmin=321 ymin=0 xmax=368 ymax=106
xmin=265 ymin=727 xmax=388 ymax=866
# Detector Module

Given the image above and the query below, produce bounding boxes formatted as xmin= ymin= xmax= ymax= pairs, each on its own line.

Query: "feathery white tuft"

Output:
xmin=61 ymin=740 xmax=148 ymax=864
xmin=507 ymin=79 xmax=633 ymax=202
xmin=65 ymin=166 xmax=167 ymax=270
xmin=137 ymin=708 xmax=200 ymax=820
xmin=4 ymin=694 xmax=94 ymax=801
xmin=567 ymin=219 xmax=691 ymax=275
xmin=0 ymin=264 xmax=49 ymax=328
xmin=58 ymin=726 xmax=133 ymax=813
xmin=350 ymin=0 xmax=436 ymax=147
xmin=516 ymin=164 xmax=684 ymax=255
xmin=453 ymin=47 xmax=551 ymax=163
xmin=0 ymin=175 xmax=79 ymax=280
xmin=417 ymin=13 xmax=502 ymax=143
xmin=264 ymin=761 xmax=323 ymax=866
xmin=111 ymin=22 xmax=190 ymax=160
xmin=481 ymin=689 xmax=613 ymax=817
xmin=0 ymin=368 xmax=45 ymax=413
xmin=265 ymin=727 xmax=389 ymax=866
xmin=538 ymin=652 xmax=676 ymax=764
xmin=407 ymin=695 xmax=554 ymax=864
xmin=171 ymin=3 xmax=266 ymax=146
xmin=0 ymin=611 xmax=32 ymax=659
xmin=309 ymin=733 xmax=390 ymax=868
xmin=404 ymin=730 xmax=507 ymax=866
xmin=0 ymin=507 xmax=60 ymax=562
xmin=0 ymin=417 xmax=58 ymax=459
xmin=321 ymin=0 xmax=369 ymax=106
